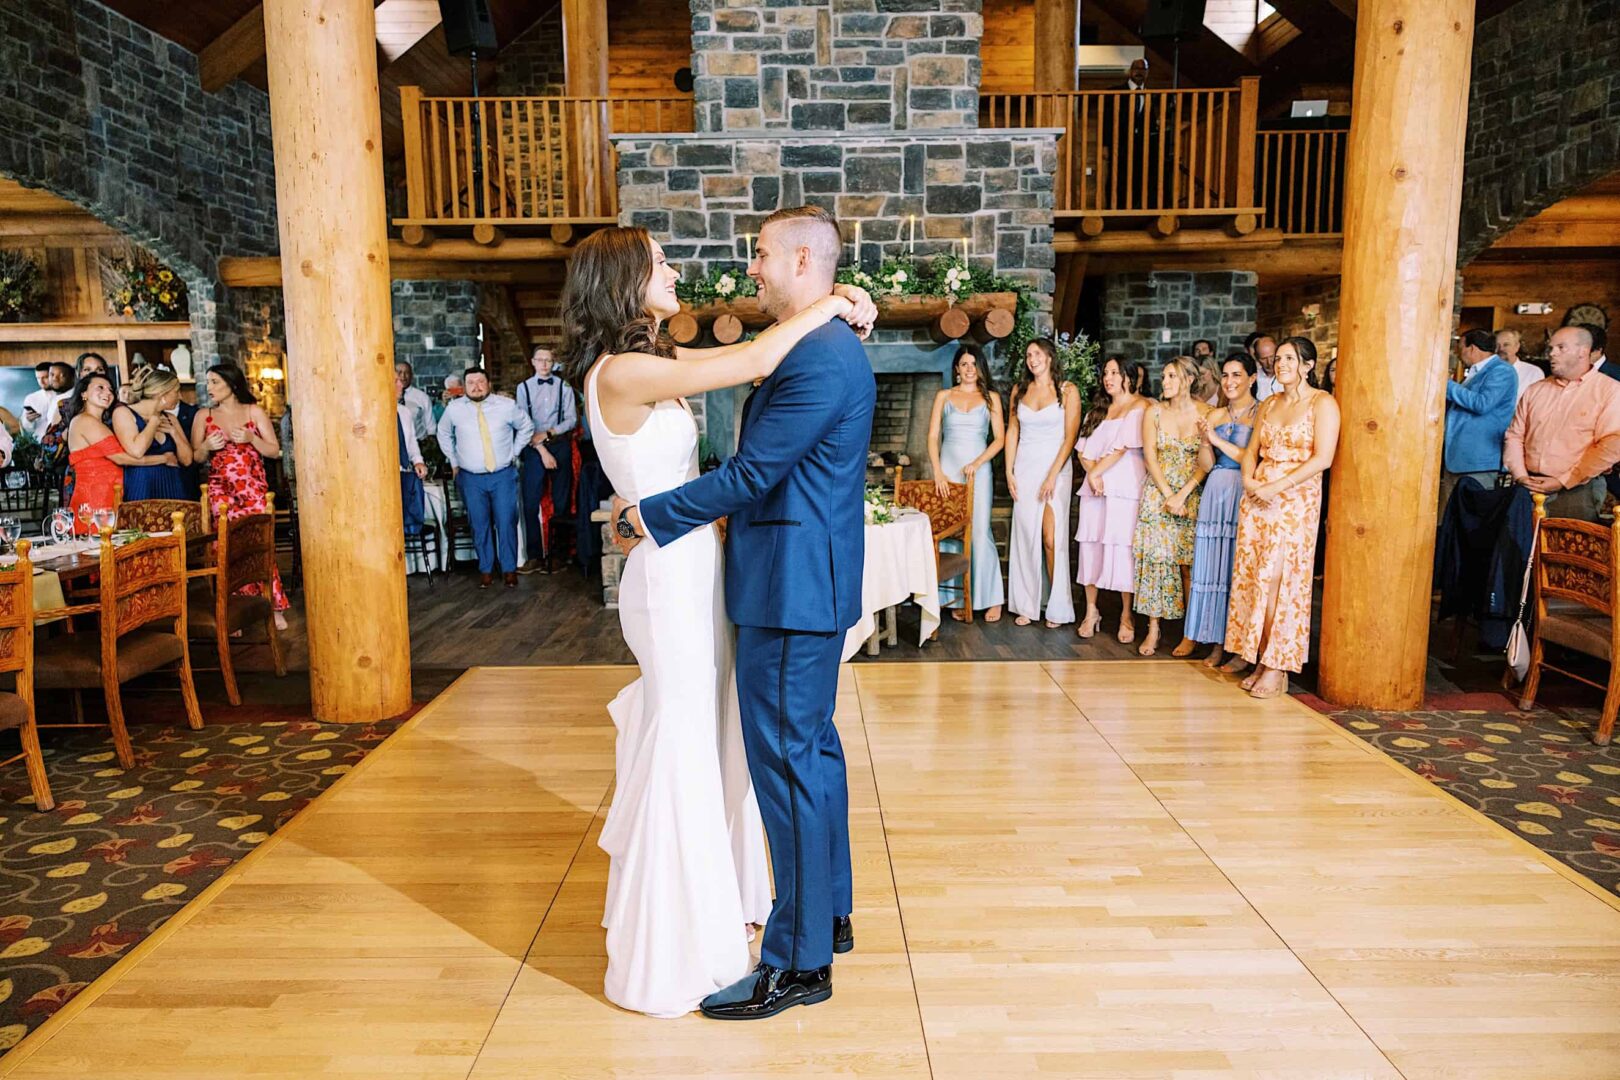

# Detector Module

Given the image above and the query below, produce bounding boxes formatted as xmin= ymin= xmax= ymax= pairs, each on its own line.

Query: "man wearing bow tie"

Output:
xmin=517 ymin=345 xmax=578 ymax=573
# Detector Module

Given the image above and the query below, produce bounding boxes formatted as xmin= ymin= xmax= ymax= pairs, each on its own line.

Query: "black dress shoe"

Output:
xmin=833 ymin=915 xmax=854 ymax=955
xmin=699 ymin=963 xmax=831 ymax=1021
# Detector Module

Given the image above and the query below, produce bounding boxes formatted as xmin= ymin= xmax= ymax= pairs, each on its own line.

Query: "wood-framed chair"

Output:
xmin=892 ymin=464 xmax=975 ymax=623
xmin=0 ymin=540 xmax=52 ymax=810
xmin=116 ymin=493 xmax=212 ymax=537
xmin=188 ymin=497 xmax=286 ymax=706
xmin=1515 ymin=492 xmax=1620 ymax=745
xmin=34 ymin=511 xmax=203 ymax=768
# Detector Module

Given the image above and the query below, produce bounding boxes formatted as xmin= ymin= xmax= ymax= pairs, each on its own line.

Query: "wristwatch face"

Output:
xmin=616 ymin=514 xmax=638 ymax=539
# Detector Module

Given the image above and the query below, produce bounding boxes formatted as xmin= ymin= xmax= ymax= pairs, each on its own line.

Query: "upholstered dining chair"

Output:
xmin=1515 ymin=492 xmax=1620 ymax=745
xmin=892 ymin=464 xmax=974 ymax=624
xmin=187 ymin=497 xmax=286 ymax=706
xmin=116 ymin=493 xmax=212 ymax=537
xmin=35 ymin=512 xmax=203 ymax=769
xmin=0 ymin=540 xmax=53 ymax=810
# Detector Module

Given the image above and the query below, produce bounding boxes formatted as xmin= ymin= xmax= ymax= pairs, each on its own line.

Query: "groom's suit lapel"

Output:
xmin=739 ymin=373 xmax=777 ymax=441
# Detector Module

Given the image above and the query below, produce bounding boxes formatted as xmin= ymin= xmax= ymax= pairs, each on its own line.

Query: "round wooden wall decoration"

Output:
xmin=1564 ymin=302 xmax=1609 ymax=330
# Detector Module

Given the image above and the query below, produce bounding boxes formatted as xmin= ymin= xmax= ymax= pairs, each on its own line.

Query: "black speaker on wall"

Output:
xmin=1139 ymin=0 xmax=1207 ymax=40
xmin=440 ymin=0 xmax=498 ymax=57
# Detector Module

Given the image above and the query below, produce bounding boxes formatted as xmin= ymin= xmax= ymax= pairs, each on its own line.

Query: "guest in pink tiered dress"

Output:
xmin=1074 ymin=357 xmax=1148 ymax=643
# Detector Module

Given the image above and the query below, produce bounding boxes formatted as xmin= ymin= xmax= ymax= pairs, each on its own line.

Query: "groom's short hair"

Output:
xmin=762 ymin=205 xmax=841 ymax=277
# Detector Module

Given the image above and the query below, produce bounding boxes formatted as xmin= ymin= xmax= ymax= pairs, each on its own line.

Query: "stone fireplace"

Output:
xmin=613 ymin=0 xmax=1058 ymax=468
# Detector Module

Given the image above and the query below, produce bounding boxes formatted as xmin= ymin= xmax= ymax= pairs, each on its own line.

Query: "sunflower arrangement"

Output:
xmin=0 ymin=251 xmax=45 ymax=321
xmin=103 ymin=250 xmax=188 ymax=321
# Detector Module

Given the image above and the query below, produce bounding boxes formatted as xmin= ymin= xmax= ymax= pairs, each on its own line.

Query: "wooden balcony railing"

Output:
xmin=396 ymin=88 xmax=693 ymax=227
xmin=1256 ymin=127 xmax=1348 ymax=236
xmin=981 ymin=79 xmax=1260 ymax=222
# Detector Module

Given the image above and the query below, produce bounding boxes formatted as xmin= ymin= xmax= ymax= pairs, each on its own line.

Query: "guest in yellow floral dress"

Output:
xmin=1221 ymin=337 xmax=1341 ymax=699
xmin=1133 ymin=356 xmax=1210 ymax=656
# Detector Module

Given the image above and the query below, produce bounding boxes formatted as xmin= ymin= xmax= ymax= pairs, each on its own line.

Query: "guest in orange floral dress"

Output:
xmin=190 ymin=364 xmax=290 ymax=628
xmin=1221 ymin=337 xmax=1340 ymax=699
xmin=64 ymin=373 xmax=172 ymax=534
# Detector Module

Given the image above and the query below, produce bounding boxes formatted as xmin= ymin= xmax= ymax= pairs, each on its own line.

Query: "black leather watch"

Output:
xmin=615 ymin=506 xmax=641 ymax=540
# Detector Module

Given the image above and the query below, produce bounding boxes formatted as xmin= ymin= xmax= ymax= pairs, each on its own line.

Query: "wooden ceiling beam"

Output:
xmin=198 ymin=4 xmax=265 ymax=93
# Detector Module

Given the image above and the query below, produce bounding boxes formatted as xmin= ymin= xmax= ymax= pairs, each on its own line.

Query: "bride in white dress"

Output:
xmin=559 ymin=225 xmax=874 ymax=1018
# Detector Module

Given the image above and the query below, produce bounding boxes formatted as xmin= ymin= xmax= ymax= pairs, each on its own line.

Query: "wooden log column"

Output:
xmin=1318 ymin=0 xmax=1475 ymax=709
xmin=263 ymin=0 xmax=411 ymax=721
xmin=1034 ymin=0 xmax=1078 ymax=92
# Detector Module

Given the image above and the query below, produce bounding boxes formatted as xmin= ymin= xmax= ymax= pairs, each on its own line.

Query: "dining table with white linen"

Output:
xmin=842 ymin=507 xmax=940 ymax=660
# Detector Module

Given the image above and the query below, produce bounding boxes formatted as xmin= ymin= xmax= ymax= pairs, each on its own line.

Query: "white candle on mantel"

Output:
xmin=745 ymin=233 xmax=753 ymax=261
xmin=960 ymin=237 xmax=969 ymax=262
xmin=854 ymin=220 xmax=861 ymax=268
xmin=909 ymin=215 xmax=917 ymax=257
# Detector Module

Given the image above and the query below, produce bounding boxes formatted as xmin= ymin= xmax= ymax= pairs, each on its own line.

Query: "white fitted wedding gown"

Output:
xmin=586 ymin=360 xmax=773 ymax=1018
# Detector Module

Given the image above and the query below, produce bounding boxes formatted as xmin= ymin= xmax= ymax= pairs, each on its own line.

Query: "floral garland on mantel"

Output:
xmin=675 ymin=254 xmax=1040 ymax=367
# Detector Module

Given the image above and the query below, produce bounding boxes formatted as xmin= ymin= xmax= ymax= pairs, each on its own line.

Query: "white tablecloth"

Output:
xmin=843 ymin=509 xmax=940 ymax=660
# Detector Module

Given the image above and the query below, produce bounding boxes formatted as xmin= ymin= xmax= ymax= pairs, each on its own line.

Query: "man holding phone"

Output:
xmin=21 ymin=362 xmax=56 ymax=439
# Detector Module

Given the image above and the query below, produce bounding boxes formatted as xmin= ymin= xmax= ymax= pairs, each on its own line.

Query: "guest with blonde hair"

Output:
xmin=111 ymin=365 xmax=193 ymax=500
xmin=1183 ymin=353 xmax=1258 ymax=666
xmin=1133 ymin=356 xmax=1210 ymax=656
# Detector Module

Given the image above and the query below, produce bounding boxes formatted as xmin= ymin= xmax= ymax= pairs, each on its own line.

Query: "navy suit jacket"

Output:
xmin=639 ymin=321 xmax=876 ymax=633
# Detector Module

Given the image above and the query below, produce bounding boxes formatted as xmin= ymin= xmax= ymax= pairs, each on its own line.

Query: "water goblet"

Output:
xmin=0 ymin=518 xmax=18 ymax=556
xmin=92 ymin=507 xmax=117 ymax=534
xmin=50 ymin=508 xmax=73 ymax=545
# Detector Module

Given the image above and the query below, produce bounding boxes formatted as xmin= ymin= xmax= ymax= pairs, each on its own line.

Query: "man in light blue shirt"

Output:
xmin=1440 ymin=327 xmax=1517 ymax=510
xmin=515 ymin=345 xmax=579 ymax=574
xmin=436 ymin=367 xmax=534 ymax=588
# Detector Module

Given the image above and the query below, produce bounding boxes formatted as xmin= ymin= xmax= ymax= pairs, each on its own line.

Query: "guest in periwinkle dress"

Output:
xmin=1005 ymin=338 xmax=1081 ymax=627
xmin=1133 ymin=356 xmax=1210 ymax=656
xmin=1222 ymin=337 xmax=1340 ymax=699
xmin=927 ymin=345 xmax=1006 ymax=621
xmin=111 ymin=366 xmax=193 ymax=500
xmin=1182 ymin=354 xmax=1257 ymax=667
xmin=1075 ymin=357 xmax=1148 ymax=643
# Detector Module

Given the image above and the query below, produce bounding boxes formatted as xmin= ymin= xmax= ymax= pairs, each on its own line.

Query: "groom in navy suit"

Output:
xmin=613 ymin=206 xmax=875 ymax=1019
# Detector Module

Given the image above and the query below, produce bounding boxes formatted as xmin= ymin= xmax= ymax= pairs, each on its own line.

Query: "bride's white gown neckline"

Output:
xmin=585 ymin=359 xmax=773 ymax=1018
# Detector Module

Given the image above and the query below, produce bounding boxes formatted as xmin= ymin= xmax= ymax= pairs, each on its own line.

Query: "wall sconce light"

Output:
xmin=1515 ymin=301 xmax=1553 ymax=316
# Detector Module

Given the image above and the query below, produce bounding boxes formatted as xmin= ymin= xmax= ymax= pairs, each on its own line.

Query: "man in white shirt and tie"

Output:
xmin=437 ymin=367 xmax=534 ymax=589
xmin=515 ymin=345 xmax=578 ymax=574
xmin=395 ymin=361 xmax=436 ymax=444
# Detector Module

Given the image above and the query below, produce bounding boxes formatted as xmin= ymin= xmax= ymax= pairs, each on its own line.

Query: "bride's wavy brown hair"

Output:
xmin=558 ymin=225 xmax=671 ymax=389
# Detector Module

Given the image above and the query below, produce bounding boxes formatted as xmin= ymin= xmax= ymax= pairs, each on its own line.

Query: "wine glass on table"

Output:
xmin=0 ymin=517 xmax=17 ymax=556
xmin=49 ymin=508 xmax=73 ymax=546
xmin=77 ymin=503 xmax=94 ymax=535
xmin=92 ymin=507 xmax=117 ymax=535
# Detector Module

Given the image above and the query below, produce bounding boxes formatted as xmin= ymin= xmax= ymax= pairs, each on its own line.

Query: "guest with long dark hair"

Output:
xmin=1182 ymin=353 xmax=1258 ymax=666
xmin=63 ymin=373 xmax=157 ymax=533
xmin=1074 ymin=356 xmax=1147 ymax=642
xmin=192 ymin=363 xmax=289 ymax=627
xmin=1005 ymin=338 xmax=1080 ymax=627
xmin=927 ymin=344 xmax=1005 ymax=621
xmin=1222 ymin=337 xmax=1340 ymax=697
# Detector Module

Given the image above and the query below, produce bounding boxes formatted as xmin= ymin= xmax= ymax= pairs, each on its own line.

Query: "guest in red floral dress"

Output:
xmin=190 ymin=364 xmax=290 ymax=628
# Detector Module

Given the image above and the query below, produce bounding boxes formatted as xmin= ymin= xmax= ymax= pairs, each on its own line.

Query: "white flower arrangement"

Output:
xmin=715 ymin=273 xmax=736 ymax=297
xmin=863 ymin=485 xmax=897 ymax=526
xmin=944 ymin=266 xmax=970 ymax=295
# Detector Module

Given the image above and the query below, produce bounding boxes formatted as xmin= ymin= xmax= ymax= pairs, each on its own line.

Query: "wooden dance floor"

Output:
xmin=7 ymin=662 xmax=1620 ymax=1079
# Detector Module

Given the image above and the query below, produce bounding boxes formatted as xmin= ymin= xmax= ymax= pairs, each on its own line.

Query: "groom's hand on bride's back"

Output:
xmin=610 ymin=495 xmax=644 ymax=556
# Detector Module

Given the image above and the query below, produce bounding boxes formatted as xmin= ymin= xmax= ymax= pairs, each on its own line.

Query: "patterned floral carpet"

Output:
xmin=1304 ymin=690 xmax=1620 ymax=897
xmin=0 ymin=706 xmax=409 ymax=1054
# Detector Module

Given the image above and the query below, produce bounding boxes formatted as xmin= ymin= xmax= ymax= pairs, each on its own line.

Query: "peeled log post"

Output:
xmin=667 ymin=312 xmax=701 ymax=346
xmin=931 ymin=306 xmax=971 ymax=344
xmin=712 ymin=313 xmax=744 ymax=345
xmin=264 ymin=0 xmax=411 ymax=721
xmin=1318 ymin=0 xmax=1475 ymax=710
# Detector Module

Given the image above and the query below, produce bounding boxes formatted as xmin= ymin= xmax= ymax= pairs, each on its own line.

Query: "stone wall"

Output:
xmin=1459 ymin=0 xmax=1620 ymax=263
xmin=689 ymin=0 xmax=983 ymax=133
xmin=615 ymin=131 xmax=1056 ymax=288
xmin=392 ymin=280 xmax=482 ymax=397
xmin=0 ymin=0 xmax=280 ymax=363
xmin=496 ymin=6 xmax=566 ymax=95
xmin=1256 ymin=277 xmax=1341 ymax=361
xmin=1102 ymin=272 xmax=1258 ymax=375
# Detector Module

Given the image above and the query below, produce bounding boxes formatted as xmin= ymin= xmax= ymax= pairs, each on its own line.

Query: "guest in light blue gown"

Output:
xmin=1182 ymin=353 xmax=1258 ymax=667
xmin=928 ymin=345 xmax=1006 ymax=621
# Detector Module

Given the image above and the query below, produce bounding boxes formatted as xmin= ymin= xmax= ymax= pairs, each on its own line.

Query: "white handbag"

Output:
xmin=1506 ymin=514 xmax=1540 ymax=682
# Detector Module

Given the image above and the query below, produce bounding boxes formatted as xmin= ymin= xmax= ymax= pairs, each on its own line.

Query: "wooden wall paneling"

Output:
xmin=1460 ymin=257 xmax=1620 ymax=351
